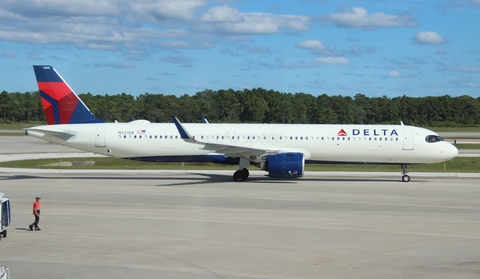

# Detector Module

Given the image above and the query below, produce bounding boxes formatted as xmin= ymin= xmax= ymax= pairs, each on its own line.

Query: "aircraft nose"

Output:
xmin=444 ymin=143 xmax=458 ymax=160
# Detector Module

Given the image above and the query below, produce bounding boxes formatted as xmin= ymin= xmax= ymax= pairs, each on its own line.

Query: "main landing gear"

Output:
xmin=401 ymin=164 xmax=410 ymax=182
xmin=233 ymin=158 xmax=250 ymax=182
xmin=233 ymin=168 xmax=249 ymax=182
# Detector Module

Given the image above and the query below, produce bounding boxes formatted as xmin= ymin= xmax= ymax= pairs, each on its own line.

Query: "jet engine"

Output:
xmin=263 ymin=152 xmax=304 ymax=178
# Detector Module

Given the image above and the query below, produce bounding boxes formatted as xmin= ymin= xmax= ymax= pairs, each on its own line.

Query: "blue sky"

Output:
xmin=0 ymin=0 xmax=479 ymax=98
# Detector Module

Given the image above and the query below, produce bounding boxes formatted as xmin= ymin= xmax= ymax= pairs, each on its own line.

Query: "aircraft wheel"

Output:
xmin=2 ymin=230 xmax=6 ymax=238
xmin=233 ymin=170 xmax=244 ymax=182
xmin=241 ymin=168 xmax=249 ymax=179
xmin=402 ymin=175 xmax=410 ymax=182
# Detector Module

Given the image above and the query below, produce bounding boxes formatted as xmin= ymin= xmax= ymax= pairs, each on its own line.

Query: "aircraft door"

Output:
xmin=95 ymin=127 xmax=106 ymax=147
xmin=403 ymin=130 xmax=414 ymax=150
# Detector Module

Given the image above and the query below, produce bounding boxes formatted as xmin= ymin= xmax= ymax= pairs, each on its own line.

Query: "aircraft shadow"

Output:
xmin=3 ymin=173 xmax=421 ymax=186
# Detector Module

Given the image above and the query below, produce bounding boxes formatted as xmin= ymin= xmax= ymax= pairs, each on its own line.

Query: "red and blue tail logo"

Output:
xmin=33 ymin=65 xmax=103 ymax=124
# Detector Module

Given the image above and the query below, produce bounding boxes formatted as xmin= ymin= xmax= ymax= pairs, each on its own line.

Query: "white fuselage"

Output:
xmin=27 ymin=122 xmax=458 ymax=165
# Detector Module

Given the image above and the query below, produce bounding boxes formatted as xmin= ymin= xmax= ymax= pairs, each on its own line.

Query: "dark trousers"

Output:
xmin=32 ymin=210 xmax=40 ymax=229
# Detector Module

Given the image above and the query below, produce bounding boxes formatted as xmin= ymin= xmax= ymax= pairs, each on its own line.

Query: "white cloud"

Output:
xmin=295 ymin=40 xmax=326 ymax=51
xmin=0 ymin=0 xmax=311 ymax=53
xmin=412 ymin=31 xmax=448 ymax=45
xmin=1 ymin=0 xmax=121 ymax=17
xmin=197 ymin=12 xmax=310 ymax=34
xmin=321 ymin=7 xmax=418 ymax=30
xmin=386 ymin=71 xmax=416 ymax=78
xmin=129 ymin=0 xmax=207 ymax=22
xmin=314 ymin=57 xmax=350 ymax=65
xmin=388 ymin=71 xmax=402 ymax=77
xmin=201 ymin=5 xmax=242 ymax=23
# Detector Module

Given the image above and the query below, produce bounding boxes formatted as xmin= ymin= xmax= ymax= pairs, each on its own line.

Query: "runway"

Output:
xmin=1 ymin=172 xmax=480 ymax=278
xmin=1 ymin=136 xmax=480 ymax=278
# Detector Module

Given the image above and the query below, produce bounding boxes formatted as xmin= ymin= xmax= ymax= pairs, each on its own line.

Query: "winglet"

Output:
xmin=171 ymin=116 xmax=196 ymax=143
xmin=201 ymin=117 xmax=209 ymax=124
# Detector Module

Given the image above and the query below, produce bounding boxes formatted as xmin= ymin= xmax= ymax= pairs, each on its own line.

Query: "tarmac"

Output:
xmin=0 ymin=136 xmax=480 ymax=278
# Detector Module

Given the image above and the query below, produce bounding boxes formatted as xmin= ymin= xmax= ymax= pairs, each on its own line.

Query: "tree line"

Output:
xmin=1 ymin=89 xmax=479 ymax=127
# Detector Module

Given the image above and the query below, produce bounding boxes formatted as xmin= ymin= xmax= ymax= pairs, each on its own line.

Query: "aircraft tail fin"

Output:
xmin=33 ymin=65 xmax=104 ymax=124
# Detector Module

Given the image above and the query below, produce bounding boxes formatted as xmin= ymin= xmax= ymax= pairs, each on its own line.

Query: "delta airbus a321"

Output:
xmin=26 ymin=65 xmax=458 ymax=182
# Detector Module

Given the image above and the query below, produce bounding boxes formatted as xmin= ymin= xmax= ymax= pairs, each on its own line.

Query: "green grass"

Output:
xmin=454 ymin=144 xmax=480 ymax=149
xmin=1 ymin=157 xmax=478 ymax=173
xmin=0 ymin=123 xmax=43 ymax=136
xmin=0 ymin=123 xmax=44 ymax=130
xmin=427 ymin=127 xmax=480 ymax=132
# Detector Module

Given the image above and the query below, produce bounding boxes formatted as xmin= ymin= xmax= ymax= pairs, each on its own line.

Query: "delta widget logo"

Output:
xmin=337 ymin=129 xmax=347 ymax=136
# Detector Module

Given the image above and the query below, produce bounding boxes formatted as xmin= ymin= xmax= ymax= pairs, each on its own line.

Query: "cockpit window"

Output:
xmin=425 ymin=135 xmax=444 ymax=143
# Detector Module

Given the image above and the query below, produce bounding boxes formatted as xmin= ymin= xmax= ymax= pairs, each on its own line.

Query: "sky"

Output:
xmin=0 ymin=0 xmax=479 ymax=98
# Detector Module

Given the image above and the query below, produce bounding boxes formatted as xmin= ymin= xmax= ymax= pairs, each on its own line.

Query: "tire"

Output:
xmin=233 ymin=170 xmax=244 ymax=182
xmin=2 ymin=230 xmax=6 ymax=238
xmin=402 ymin=175 xmax=411 ymax=182
xmin=241 ymin=168 xmax=249 ymax=179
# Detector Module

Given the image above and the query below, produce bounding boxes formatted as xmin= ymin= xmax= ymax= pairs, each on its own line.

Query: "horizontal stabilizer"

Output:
xmin=25 ymin=127 xmax=76 ymax=140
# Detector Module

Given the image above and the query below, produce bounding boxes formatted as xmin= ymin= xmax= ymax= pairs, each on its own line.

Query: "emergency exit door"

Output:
xmin=403 ymin=130 xmax=414 ymax=150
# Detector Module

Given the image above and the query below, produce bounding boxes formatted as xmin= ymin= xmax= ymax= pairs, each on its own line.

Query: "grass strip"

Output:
xmin=1 ymin=157 xmax=478 ymax=173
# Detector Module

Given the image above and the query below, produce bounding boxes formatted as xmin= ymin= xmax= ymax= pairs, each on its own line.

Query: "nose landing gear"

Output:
xmin=401 ymin=164 xmax=410 ymax=182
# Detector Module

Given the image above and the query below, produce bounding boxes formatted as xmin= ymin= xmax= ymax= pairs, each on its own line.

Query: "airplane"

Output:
xmin=26 ymin=65 xmax=458 ymax=182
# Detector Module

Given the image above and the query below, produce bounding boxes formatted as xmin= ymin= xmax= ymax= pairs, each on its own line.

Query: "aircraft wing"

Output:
xmin=172 ymin=116 xmax=281 ymax=157
xmin=198 ymin=142 xmax=280 ymax=157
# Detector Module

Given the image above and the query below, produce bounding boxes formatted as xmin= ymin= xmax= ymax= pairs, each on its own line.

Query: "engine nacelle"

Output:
xmin=264 ymin=152 xmax=304 ymax=178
